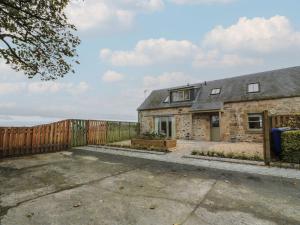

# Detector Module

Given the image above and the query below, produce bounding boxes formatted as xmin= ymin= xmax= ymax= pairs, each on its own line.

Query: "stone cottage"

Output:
xmin=138 ymin=67 xmax=300 ymax=143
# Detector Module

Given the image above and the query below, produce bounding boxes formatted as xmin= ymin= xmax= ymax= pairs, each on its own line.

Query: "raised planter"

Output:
xmin=131 ymin=139 xmax=177 ymax=152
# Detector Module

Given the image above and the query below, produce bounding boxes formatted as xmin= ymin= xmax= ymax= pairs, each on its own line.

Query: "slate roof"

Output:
xmin=138 ymin=66 xmax=300 ymax=111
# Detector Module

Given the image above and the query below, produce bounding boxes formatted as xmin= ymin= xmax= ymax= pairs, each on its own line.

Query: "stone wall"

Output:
xmin=192 ymin=113 xmax=210 ymax=141
xmin=138 ymin=107 xmax=192 ymax=139
xmin=139 ymin=97 xmax=300 ymax=143
xmin=222 ymin=97 xmax=300 ymax=142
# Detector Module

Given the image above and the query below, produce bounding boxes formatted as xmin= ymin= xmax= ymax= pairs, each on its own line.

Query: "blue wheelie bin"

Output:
xmin=271 ymin=127 xmax=291 ymax=157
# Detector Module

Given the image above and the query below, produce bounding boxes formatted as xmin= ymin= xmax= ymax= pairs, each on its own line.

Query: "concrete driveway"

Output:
xmin=0 ymin=150 xmax=300 ymax=225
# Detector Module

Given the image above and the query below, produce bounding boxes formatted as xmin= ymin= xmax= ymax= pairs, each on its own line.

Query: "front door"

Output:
xmin=210 ymin=115 xmax=220 ymax=141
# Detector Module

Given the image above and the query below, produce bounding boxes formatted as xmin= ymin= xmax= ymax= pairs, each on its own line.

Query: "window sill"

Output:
xmin=246 ymin=129 xmax=263 ymax=134
xmin=171 ymin=100 xmax=192 ymax=103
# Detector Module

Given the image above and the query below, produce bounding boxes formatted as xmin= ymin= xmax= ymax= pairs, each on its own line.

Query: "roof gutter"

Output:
xmin=190 ymin=109 xmax=223 ymax=113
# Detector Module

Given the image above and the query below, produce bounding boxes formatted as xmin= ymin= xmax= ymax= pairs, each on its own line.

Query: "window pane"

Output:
xmin=211 ymin=88 xmax=220 ymax=95
xmin=155 ymin=117 xmax=175 ymax=138
xmin=248 ymin=114 xmax=262 ymax=129
xmin=172 ymin=91 xmax=182 ymax=101
xmin=161 ymin=120 xmax=167 ymax=135
xmin=248 ymin=116 xmax=261 ymax=122
xmin=184 ymin=90 xmax=190 ymax=100
xmin=211 ymin=115 xmax=220 ymax=127
xmin=249 ymin=122 xmax=261 ymax=129
xmin=168 ymin=120 xmax=172 ymax=137
xmin=172 ymin=90 xmax=189 ymax=101
xmin=248 ymin=83 xmax=259 ymax=93
xmin=163 ymin=96 xmax=170 ymax=103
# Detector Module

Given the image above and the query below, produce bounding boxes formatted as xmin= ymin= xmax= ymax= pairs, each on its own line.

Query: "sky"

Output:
xmin=1 ymin=0 xmax=300 ymax=126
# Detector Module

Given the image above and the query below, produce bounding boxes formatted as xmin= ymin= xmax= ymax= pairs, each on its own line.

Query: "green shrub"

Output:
xmin=251 ymin=154 xmax=263 ymax=161
xmin=215 ymin=152 xmax=225 ymax=158
xmin=140 ymin=131 xmax=167 ymax=140
xmin=226 ymin=152 xmax=234 ymax=158
xmin=191 ymin=150 xmax=198 ymax=155
xmin=281 ymin=130 xmax=300 ymax=163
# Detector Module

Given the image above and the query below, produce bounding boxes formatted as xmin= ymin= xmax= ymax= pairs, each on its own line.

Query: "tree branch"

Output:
xmin=0 ymin=36 xmax=32 ymax=69
xmin=0 ymin=1 xmax=64 ymax=25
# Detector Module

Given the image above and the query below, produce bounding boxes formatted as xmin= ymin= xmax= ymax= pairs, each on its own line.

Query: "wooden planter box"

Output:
xmin=131 ymin=139 xmax=177 ymax=152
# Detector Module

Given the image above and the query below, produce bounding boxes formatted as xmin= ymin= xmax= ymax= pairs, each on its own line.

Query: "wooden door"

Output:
xmin=211 ymin=115 xmax=220 ymax=141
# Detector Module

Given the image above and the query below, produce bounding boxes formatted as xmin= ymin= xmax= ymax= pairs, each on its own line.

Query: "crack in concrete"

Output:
xmin=180 ymin=179 xmax=219 ymax=225
xmin=97 ymin=186 xmax=197 ymax=206
xmin=198 ymin=198 xmax=298 ymax=225
xmin=0 ymin=168 xmax=138 ymax=223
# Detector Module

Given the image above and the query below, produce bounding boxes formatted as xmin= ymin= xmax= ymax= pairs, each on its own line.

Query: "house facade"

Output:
xmin=138 ymin=67 xmax=300 ymax=143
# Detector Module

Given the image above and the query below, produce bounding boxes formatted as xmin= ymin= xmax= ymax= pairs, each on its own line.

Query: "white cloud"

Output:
xmin=0 ymin=83 xmax=26 ymax=95
xmin=100 ymin=48 xmax=151 ymax=66
xmin=143 ymin=72 xmax=198 ymax=90
xmin=27 ymin=82 xmax=64 ymax=93
xmin=100 ymin=38 xmax=198 ymax=66
xmin=193 ymin=50 xmax=263 ymax=67
xmin=76 ymin=82 xmax=89 ymax=94
xmin=66 ymin=0 xmax=232 ymax=32
xmin=101 ymin=15 xmax=300 ymax=69
xmin=203 ymin=15 xmax=300 ymax=53
xmin=0 ymin=61 xmax=23 ymax=81
xmin=170 ymin=0 xmax=234 ymax=5
xmin=27 ymin=81 xmax=89 ymax=95
xmin=130 ymin=0 xmax=165 ymax=11
xmin=101 ymin=37 xmax=261 ymax=68
xmin=0 ymin=114 xmax=62 ymax=127
xmin=0 ymin=102 xmax=17 ymax=109
xmin=66 ymin=0 xmax=164 ymax=31
xmin=0 ymin=81 xmax=89 ymax=95
xmin=102 ymin=70 xmax=125 ymax=82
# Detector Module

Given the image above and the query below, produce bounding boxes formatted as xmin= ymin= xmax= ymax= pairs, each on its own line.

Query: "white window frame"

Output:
xmin=211 ymin=88 xmax=221 ymax=95
xmin=172 ymin=89 xmax=191 ymax=102
xmin=154 ymin=117 xmax=175 ymax=138
xmin=248 ymin=83 xmax=260 ymax=93
xmin=248 ymin=114 xmax=263 ymax=130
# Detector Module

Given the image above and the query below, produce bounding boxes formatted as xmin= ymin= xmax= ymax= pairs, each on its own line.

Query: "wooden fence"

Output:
xmin=88 ymin=120 xmax=107 ymax=145
xmin=0 ymin=119 xmax=139 ymax=158
xmin=270 ymin=114 xmax=300 ymax=129
xmin=263 ymin=111 xmax=300 ymax=165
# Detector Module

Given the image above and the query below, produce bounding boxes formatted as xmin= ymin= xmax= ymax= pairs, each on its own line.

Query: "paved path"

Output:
xmin=74 ymin=145 xmax=300 ymax=180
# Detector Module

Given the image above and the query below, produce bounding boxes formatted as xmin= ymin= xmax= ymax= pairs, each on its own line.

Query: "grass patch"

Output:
xmin=191 ymin=150 xmax=263 ymax=161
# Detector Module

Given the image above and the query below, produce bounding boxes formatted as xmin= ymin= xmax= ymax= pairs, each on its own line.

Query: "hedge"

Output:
xmin=281 ymin=130 xmax=300 ymax=163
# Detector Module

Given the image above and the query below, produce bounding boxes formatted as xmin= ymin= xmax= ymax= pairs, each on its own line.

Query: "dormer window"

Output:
xmin=171 ymin=89 xmax=191 ymax=102
xmin=211 ymin=88 xmax=221 ymax=95
xmin=248 ymin=83 xmax=260 ymax=93
xmin=163 ymin=96 xmax=170 ymax=103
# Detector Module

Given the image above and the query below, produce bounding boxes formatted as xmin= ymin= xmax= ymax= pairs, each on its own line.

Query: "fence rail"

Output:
xmin=0 ymin=119 xmax=139 ymax=158
xmin=270 ymin=114 xmax=300 ymax=128
xmin=88 ymin=120 xmax=107 ymax=145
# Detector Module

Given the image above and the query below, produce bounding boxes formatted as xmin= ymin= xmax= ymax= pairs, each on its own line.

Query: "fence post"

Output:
xmin=119 ymin=122 xmax=121 ymax=141
xmin=106 ymin=121 xmax=108 ymax=144
xmin=129 ymin=122 xmax=131 ymax=138
xmin=137 ymin=123 xmax=140 ymax=136
xmin=263 ymin=110 xmax=271 ymax=166
xmin=67 ymin=120 xmax=71 ymax=148
xmin=86 ymin=120 xmax=89 ymax=146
